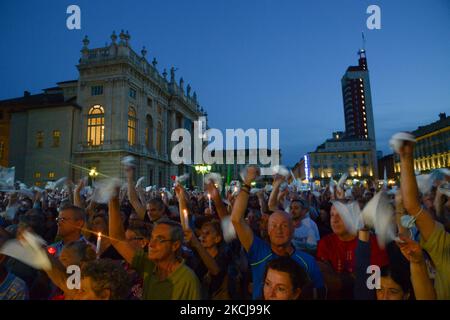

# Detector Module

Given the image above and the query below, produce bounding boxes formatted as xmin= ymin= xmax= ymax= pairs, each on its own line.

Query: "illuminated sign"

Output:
xmin=304 ymin=155 xmax=310 ymax=182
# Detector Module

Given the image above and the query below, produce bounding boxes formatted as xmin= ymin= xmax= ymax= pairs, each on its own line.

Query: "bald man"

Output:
xmin=231 ymin=166 xmax=325 ymax=299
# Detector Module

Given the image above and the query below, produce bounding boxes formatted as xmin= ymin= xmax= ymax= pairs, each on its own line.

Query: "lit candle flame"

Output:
xmin=96 ymin=232 xmax=102 ymax=257
xmin=183 ymin=209 xmax=188 ymax=230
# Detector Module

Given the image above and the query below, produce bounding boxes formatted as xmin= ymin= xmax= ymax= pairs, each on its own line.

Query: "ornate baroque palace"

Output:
xmin=0 ymin=31 xmax=207 ymax=187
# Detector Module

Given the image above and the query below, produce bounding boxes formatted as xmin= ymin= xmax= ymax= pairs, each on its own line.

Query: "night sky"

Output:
xmin=1 ymin=0 xmax=449 ymax=166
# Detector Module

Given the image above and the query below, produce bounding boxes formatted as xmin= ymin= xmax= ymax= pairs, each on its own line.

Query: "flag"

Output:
xmin=0 ymin=166 xmax=15 ymax=191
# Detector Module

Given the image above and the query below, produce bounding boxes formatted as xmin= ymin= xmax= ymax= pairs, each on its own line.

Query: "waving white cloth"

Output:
xmin=221 ymin=215 xmax=237 ymax=242
xmin=91 ymin=178 xmax=122 ymax=203
xmin=361 ymin=191 xmax=397 ymax=248
xmin=389 ymin=132 xmax=416 ymax=153
xmin=0 ymin=231 xmax=51 ymax=271
xmin=331 ymin=201 xmax=363 ymax=236
xmin=337 ymin=173 xmax=348 ymax=193
xmin=204 ymin=173 xmax=222 ymax=193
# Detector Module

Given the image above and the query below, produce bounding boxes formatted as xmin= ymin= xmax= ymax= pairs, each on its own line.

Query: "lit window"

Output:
xmin=128 ymin=107 xmax=137 ymax=146
xmin=87 ymin=105 xmax=105 ymax=146
xmin=48 ymin=172 xmax=55 ymax=179
xmin=34 ymin=172 xmax=41 ymax=178
xmin=35 ymin=181 xmax=42 ymax=186
xmin=36 ymin=131 xmax=44 ymax=148
xmin=91 ymin=86 xmax=103 ymax=96
xmin=52 ymin=130 xmax=61 ymax=147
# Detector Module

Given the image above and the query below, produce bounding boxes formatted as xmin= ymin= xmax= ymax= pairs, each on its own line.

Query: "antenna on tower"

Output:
xmin=361 ymin=31 xmax=366 ymax=51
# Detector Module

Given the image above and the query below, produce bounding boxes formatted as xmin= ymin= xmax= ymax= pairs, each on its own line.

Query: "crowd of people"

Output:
xmin=0 ymin=139 xmax=448 ymax=300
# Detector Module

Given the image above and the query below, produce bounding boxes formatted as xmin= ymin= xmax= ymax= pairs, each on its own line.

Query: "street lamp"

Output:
xmin=194 ymin=164 xmax=212 ymax=190
xmin=89 ymin=167 xmax=99 ymax=186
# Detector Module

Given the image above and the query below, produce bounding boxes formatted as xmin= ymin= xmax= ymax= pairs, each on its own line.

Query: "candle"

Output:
xmin=96 ymin=232 xmax=102 ymax=257
xmin=234 ymin=186 xmax=238 ymax=193
xmin=207 ymin=193 xmax=212 ymax=212
xmin=182 ymin=209 xmax=188 ymax=230
xmin=161 ymin=192 xmax=164 ymax=199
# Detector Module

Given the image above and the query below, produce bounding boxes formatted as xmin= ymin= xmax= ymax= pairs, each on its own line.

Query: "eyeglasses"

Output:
xmin=55 ymin=217 xmax=73 ymax=223
xmin=149 ymin=236 xmax=173 ymax=244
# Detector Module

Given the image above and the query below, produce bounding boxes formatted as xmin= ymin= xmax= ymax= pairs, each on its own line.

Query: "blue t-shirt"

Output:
xmin=247 ymin=236 xmax=324 ymax=300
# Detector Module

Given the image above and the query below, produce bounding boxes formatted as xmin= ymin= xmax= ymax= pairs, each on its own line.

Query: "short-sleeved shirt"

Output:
xmin=0 ymin=272 xmax=29 ymax=300
xmin=292 ymin=217 xmax=320 ymax=251
xmin=49 ymin=235 xmax=92 ymax=257
xmin=317 ymin=233 xmax=389 ymax=274
xmin=131 ymin=249 xmax=201 ymax=300
xmin=247 ymin=236 xmax=325 ymax=300
xmin=420 ymin=222 xmax=450 ymax=300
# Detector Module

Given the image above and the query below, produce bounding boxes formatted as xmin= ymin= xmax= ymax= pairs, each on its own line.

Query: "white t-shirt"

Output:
xmin=292 ymin=216 xmax=320 ymax=251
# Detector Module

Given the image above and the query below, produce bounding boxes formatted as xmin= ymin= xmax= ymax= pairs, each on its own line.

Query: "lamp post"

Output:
xmin=194 ymin=164 xmax=211 ymax=191
xmin=88 ymin=167 xmax=99 ymax=186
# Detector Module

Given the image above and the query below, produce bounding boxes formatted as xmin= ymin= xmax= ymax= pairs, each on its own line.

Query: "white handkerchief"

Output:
xmin=221 ymin=215 xmax=237 ymax=242
xmin=389 ymin=132 xmax=416 ymax=153
xmin=331 ymin=201 xmax=362 ymax=235
xmin=0 ymin=231 xmax=51 ymax=271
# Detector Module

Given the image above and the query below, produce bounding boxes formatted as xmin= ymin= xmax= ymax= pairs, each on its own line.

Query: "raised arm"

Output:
xmin=125 ymin=167 xmax=146 ymax=220
xmin=184 ymin=229 xmax=220 ymax=276
xmin=399 ymin=141 xmax=435 ymax=241
xmin=230 ymin=166 xmax=258 ymax=252
xmin=256 ymin=190 xmax=269 ymax=214
xmin=174 ymin=184 xmax=189 ymax=230
xmin=108 ymin=191 xmax=137 ymax=264
xmin=398 ymin=236 xmax=436 ymax=300
xmin=206 ymin=181 xmax=229 ymax=220
xmin=268 ymin=175 xmax=284 ymax=212
xmin=73 ymin=179 xmax=85 ymax=208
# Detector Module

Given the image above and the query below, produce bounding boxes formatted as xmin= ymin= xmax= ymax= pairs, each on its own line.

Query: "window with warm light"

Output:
xmin=36 ymin=131 xmax=44 ymax=148
xmin=48 ymin=172 xmax=55 ymax=179
xmin=128 ymin=107 xmax=137 ymax=146
xmin=52 ymin=130 xmax=61 ymax=147
xmin=87 ymin=105 xmax=105 ymax=146
xmin=34 ymin=172 xmax=41 ymax=178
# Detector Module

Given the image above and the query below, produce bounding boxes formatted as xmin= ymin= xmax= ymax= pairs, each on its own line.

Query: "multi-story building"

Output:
xmin=307 ymin=132 xmax=376 ymax=181
xmin=394 ymin=113 xmax=449 ymax=174
xmin=378 ymin=153 xmax=395 ymax=180
xmin=211 ymin=148 xmax=281 ymax=186
xmin=1 ymin=31 xmax=207 ymax=187
xmin=342 ymin=49 xmax=376 ymax=142
xmin=304 ymin=48 xmax=378 ymax=182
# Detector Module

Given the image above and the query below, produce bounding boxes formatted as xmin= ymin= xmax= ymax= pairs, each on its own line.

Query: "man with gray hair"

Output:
xmin=108 ymin=192 xmax=201 ymax=300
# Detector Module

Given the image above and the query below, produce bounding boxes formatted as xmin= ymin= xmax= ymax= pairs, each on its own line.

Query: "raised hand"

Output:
xmin=244 ymin=165 xmax=260 ymax=186
xmin=272 ymin=174 xmax=285 ymax=188
xmin=398 ymin=140 xmax=415 ymax=158
xmin=397 ymin=236 xmax=424 ymax=264
xmin=206 ymin=181 xmax=220 ymax=200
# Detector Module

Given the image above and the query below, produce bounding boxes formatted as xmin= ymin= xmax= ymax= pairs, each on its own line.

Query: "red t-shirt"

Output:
xmin=316 ymin=233 xmax=389 ymax=273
